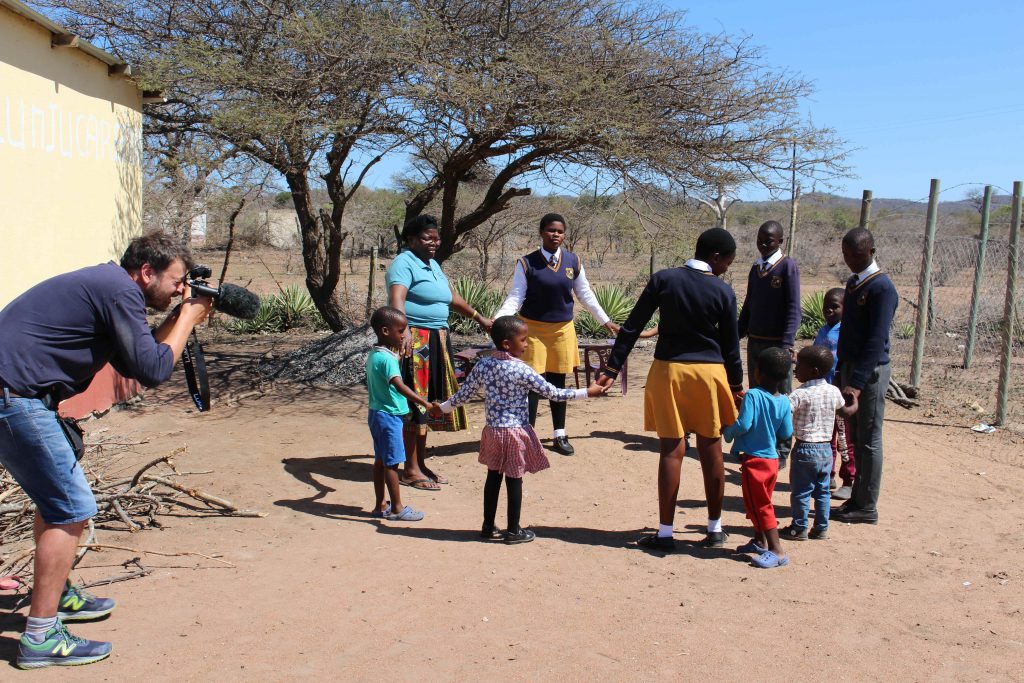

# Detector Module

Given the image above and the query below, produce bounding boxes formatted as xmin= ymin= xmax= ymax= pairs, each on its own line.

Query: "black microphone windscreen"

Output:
xmin=216 ymin=283 xmax=262 ymax=319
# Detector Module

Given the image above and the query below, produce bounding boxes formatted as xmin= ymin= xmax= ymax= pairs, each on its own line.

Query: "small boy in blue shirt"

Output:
xmin=724 ymin=347 xmax=794 ymax=569
xmin=814 ymin=288 xmax=855 ymax=497
xmin=366 ymin=306 xmax=432 ymax=521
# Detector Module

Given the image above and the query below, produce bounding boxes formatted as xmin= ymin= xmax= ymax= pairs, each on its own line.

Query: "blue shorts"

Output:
xmin=0 ymin=397 xmax=97 ymax=524
xmin=368 ymin=410 xmax=407 ymax=467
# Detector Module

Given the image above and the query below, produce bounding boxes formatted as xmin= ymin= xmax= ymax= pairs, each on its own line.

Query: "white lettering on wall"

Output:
xmin=0 ymin=96 xmax=140 ymax=164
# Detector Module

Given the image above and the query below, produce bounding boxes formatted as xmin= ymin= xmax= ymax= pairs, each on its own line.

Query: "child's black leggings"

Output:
xmin=528 ymin=372 xmax=567 ymax=430
xmin=484 ymin=469 xmax=523 ymax=533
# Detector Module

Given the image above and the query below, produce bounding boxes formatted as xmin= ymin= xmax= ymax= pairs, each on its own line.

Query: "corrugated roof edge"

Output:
xmin=1 ymin=0 xmax=140 ymax=81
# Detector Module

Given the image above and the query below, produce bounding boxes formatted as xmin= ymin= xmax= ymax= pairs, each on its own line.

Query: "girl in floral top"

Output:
xmin=434 ymin=317 xmax=605 ymax=544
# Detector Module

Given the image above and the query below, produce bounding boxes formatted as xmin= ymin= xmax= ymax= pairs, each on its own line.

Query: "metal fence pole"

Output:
xmin=910 ymin=179 xmax=940 ymax=388
xmin=995 ymin=181 xmax=1022 ymax=425
xmin=858 ymin=190 xmax=873 ymax=229
xmin=963 ymin=185 xmax=993 ymax=369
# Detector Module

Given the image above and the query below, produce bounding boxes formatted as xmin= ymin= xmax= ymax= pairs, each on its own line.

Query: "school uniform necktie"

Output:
xmin=548 ymin=255 xmax=557 ymax=267
xmin=760 ymin=262 xmax=769 ymax=274
xmin=848 ymin=274 xmax=859 ymax=288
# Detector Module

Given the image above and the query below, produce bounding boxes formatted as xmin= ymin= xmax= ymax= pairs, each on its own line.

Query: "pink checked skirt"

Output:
xmin=478 ymin=426 xmax=551 ymax=478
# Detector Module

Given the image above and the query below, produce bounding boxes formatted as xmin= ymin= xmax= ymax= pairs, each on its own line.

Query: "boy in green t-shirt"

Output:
xmin=366 ymin=307 xmax=433 ymax=521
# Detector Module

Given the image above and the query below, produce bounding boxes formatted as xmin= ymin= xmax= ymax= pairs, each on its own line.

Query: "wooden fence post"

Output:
xmin=995 ymin=181 xmax=1022 ymax=425
xmin=858 ymin=190 xmax=873 ymax=229
xmin=963 ymin=185 xmax=992 ymax=369
xmin=365 ymin=246 xmax=378 ymax=320
xmin=910 ymin=179 xmax=940 ymax=388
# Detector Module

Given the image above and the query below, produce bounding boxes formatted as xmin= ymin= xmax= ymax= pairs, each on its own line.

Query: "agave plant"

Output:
xmin=273 ymin=285 xmax=320 ymax=329
xmin=448 ymin=277 xmax=503 ymax=334
xmin=576 ymin=284 xmax=636 ymax=338
xmin=797 ymin=290 xmax=826 ymax=340
xmin=227 ymin=296 xmax=280 ymax=334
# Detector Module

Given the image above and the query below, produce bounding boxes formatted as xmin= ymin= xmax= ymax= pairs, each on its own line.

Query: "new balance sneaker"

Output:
xmin=17 ymin=621 xmax=112 ymax=669
xmin=57 ymin=582 xmax=116 ymax=622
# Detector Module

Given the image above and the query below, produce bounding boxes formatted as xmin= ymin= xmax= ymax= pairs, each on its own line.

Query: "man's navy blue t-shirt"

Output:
xmin=0 ymin=262 xmax=174 ymax=400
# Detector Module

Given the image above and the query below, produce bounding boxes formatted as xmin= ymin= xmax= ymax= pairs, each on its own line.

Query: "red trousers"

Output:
xmin=740 ymin=454 xmax=779 ymax=535
xmin=830 ymin=414 xmax=856 ymax=486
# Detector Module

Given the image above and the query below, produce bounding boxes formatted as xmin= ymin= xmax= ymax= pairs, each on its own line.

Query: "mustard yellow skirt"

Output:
xmin=520 ymin=317 xmax=579 ymax=374
xmin=644 ymin=360 xmax=738 ymax=439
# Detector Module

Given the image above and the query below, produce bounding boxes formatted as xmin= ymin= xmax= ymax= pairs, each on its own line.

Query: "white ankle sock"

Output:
xmin=24 ymin=616 xmax=57 ymax=643
xmin=553 ymin=429 xmax=567 ymax=438
xmin=657 ymin=523 xmax=674 ymax=538
xmin=707 ymin=518 xmax=722 ymax=533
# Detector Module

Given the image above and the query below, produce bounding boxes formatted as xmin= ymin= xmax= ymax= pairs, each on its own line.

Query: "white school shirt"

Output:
xmin=851 ymin=260 xmax=880 ymax=286
xmin=494 ymin=246 xmax=611 ymax=324
xmin=755 ymin=249 xmax=783 ymax=272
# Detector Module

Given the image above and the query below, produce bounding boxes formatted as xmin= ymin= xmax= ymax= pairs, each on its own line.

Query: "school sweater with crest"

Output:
xmin=737 ymin=256 xmax=801 ymax=348
xmin=518 ymin=249 xmax=581 ymax=323
xmin=837 ymin=271 xmax=898 ymax=389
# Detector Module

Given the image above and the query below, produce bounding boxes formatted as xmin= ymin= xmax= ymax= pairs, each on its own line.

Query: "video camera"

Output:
xmin=186 ymin=265 xmax=261 ymax=320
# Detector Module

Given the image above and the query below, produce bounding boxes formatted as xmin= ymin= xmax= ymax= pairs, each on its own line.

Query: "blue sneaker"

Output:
xmin=57 ymin=582 xmax=116 ymax=621
xmin=17 ymin=621 xmax=112 ymax=669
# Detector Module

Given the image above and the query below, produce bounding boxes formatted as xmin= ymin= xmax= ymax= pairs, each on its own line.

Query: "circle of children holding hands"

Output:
xmin=367 ymin=215 xmax=899 ymax=565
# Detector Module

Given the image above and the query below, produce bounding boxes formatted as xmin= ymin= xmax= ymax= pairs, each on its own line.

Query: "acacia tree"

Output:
xmin=45 ymin=0 xmax=409 ymax=330
xmin=397 ymin=0 xmax=847 ymax=261
xmin=46 ymin=0 xmax=847 ymax=327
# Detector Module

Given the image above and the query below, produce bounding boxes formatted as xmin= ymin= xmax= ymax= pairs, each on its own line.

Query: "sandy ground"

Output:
xmin=1 ymin=347 xmax=1023 ymax=682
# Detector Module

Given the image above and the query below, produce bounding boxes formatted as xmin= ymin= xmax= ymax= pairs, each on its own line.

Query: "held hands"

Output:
xmin=594 ymin=371 xmax=615 ymax=390
xmin=839 ymin=389 xmax=859 ymax=417
xmin=477 ymin=315 xmax=493 ymax=332
xmin=604 ymin=321 xmax=621 ymax=335
xmin=586 ymin=381 xmax=610 ymax=398
xmin=427 ymin=401 xmax=444 ymax=418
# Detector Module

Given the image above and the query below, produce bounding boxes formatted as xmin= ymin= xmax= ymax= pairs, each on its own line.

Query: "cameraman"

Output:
xmin=0 ymin=232 xmax=212 ymax=669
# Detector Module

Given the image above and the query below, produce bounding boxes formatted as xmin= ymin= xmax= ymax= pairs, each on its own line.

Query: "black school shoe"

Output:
xmin=551 ymin=436 xmax=575 ymax=456
xmin=779 ymin=524 xmax=808 ymax=541
xmin=480 ymin=523 xmax=503 ymax=540
xmin=698 ymin=530 xmax=729 ymax=548
xmin=504 ymin=528 xmax=536 ymax=544
xmin=637 ymin=534 xmax=676 ymax=552
xmin=832 ymin=507 xmax=878 ymax=524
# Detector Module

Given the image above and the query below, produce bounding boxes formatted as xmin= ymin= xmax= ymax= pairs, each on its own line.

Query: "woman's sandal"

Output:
xmin=400 ymin=477 xmax=441 ymax=491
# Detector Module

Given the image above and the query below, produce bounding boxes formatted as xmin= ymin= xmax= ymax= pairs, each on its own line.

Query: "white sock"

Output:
xmin=24 ymin=615 xmax=57 ymax=643
xmin=553 ymin=428 xmax=567 ymax=438
xmin=707 ymin=518 xmax=723 ymax=533
xmin=658 ymin=523 xmax=674 ymax=538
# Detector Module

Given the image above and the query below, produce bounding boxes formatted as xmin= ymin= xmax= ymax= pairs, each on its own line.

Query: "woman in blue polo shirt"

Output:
xmin=387 ymin=215 xmax=492 ymax=490
xmin=495 ymin=213 xmax=619 ymax=455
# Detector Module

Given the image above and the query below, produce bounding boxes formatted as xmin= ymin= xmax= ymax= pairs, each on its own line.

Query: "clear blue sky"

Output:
xmin=671 ymin=1 xmax=1024 ymax=201
xmin=359 ymin=1 xmax=1024 ymax=202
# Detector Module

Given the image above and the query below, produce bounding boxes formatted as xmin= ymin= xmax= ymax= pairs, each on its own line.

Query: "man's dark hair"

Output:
xmin=539 ymin=213 xmax=566 ymax=230
xmin=491 ymin=315 xmax=527 ymax=347
xmin=402 ymin=214 xmax=439 ymax=240
xmin=370 ymin=306 xmax=406 ymax=334
xmin=758 ymin=220 xmax=784 ymax=238
xmin=799 ymin=345 xmax=835 ymax=378
xmin=757 ymin=346 xmax=792 ymax=384
xmin=694 ymin=227 xmax=737 ymax=261
xmin=120 ymin=232 xmax=193 ymax=273
xmin=826 ymin=287 xmax=845 ymax=301
xmin=842 ymin=227 xmax=875 ymax=249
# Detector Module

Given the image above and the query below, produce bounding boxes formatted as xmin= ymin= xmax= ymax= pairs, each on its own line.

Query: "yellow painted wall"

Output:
xmin=0 ymin=6 xmax=142 ymax=307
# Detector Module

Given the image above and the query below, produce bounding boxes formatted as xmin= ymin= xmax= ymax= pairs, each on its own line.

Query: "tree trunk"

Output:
xmin=286 ymin=172 xmax=351 ymax=332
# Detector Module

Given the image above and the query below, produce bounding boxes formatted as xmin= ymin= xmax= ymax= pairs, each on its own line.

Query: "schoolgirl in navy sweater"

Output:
xmin=599 ymin=228 xmax=743 ymax=550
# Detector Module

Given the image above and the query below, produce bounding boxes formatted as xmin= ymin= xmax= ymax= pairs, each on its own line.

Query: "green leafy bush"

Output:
xmin=797 ymin=290 xmax=826 ymax=340
xmin=448 ymin=277 xmax=503 ymax=334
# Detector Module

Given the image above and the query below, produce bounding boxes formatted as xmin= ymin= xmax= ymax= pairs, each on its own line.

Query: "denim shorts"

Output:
xmin=0 ymin=398 xmax=97 ymax=524
xmin=368 ymin=410 xmax=407 ymax=467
